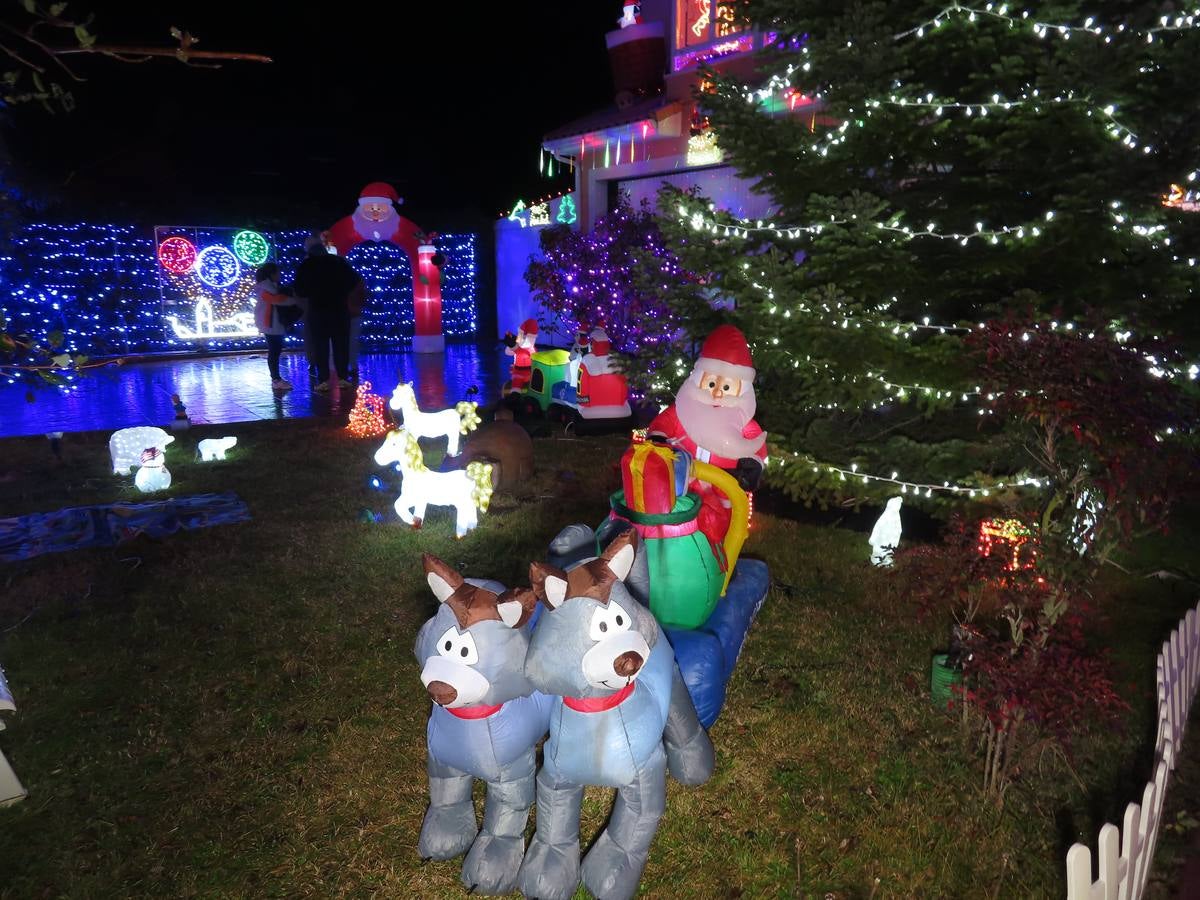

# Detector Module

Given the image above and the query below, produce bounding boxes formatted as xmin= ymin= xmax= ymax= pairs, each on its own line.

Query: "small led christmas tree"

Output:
xmin=346 ymin=380 xmax=390 ymax=438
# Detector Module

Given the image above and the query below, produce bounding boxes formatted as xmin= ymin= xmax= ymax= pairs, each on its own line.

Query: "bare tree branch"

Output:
xmin=54 ymin=45 xmax=272 ymax=64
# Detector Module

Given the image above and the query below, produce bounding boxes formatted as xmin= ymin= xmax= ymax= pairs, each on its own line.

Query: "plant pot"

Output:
xmin=930 ymin=653 xmax=963 ymax=710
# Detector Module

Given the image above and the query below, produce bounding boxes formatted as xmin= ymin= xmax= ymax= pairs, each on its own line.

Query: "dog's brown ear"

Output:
xmin=599 ymin=530 xmax=639 ymax=582
xmin=530 ymin=561 xmax=569 ymax=609
xmin=423 ymin=554 xmax=464 ymax=603
xmin=496 ymin=587 xmax=537 ymax=628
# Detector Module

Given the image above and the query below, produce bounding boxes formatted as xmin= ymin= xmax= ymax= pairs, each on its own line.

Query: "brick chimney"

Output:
xmin=606 ymin=21 xmax=666 ymax=109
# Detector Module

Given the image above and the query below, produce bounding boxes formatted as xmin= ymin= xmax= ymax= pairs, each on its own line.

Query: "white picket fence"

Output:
xmin=0 ymin=663 xmax=25 ymax=807
xmin=1066 ymin=602 xmax=1200 ymax=900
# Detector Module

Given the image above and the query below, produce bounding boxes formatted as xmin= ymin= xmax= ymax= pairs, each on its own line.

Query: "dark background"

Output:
xmin=4 ymin=2 xmax=618 ymax=231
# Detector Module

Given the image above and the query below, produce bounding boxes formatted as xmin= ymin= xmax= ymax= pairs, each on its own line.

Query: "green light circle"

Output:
xmin=232 ymin=230 xmax=270 ymax=266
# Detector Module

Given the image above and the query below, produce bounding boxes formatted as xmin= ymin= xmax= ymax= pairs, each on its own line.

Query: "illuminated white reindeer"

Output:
xmin=374 ymin=429 xmax=493 ymax=538
xmin=388 ymin=382 xmax=481 ymax=457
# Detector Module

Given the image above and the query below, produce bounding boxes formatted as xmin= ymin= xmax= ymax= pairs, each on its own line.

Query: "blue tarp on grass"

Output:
xmin=0 ymin=492 xmax=250 ymax=563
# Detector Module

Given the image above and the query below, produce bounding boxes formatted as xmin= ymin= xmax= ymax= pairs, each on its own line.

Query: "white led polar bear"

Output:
xmin=110 ymin=427 xmax=175 ymax=475
xmin=197 ymin=436 xmax=238 ymax=461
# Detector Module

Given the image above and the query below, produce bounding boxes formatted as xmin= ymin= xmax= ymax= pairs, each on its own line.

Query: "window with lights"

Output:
xmin=676 ymin=0 xmax=742 ymax=49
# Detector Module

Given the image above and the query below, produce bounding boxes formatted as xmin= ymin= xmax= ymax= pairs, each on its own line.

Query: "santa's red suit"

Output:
xmin=648 ymin=325 xmax=767 ymax=545
xmin=507 ymin=318 xmax=538 ymax=390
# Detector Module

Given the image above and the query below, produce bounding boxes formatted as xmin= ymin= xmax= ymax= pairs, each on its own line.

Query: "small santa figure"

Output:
xmin=569 ymin=323 xmax=591 ymax=358
xmin=618 ymin=3 xmax=642 ymax=27
xmin=504 ymin=318 xmax=538 ymax=391
xmin=577 ymin=326 xmax=631 ymax=418
xmin=648 ymin=324 xmax=767 ymax=542
xmin=324 ymin=182 xmax=407 ymax=254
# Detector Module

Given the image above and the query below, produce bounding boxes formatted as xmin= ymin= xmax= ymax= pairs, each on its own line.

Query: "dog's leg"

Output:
xmin=580 ymin=747 xmax=668 ymax=900
xmin=461 ymin=748 xmax=535 ymax=895
xmin=418 ymin=756 xmax=477 ymax=860
xmin=517 ymin=765 xmax=583 ymax=900
xmin=663 ymin=663 xmax=716 ymax=785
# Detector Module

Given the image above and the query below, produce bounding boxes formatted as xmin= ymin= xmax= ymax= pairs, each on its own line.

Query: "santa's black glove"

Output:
xmin=502 ymin=332 xmax=517 ymax=349
xmin=733 ymin=457 xmax=763 ymax=491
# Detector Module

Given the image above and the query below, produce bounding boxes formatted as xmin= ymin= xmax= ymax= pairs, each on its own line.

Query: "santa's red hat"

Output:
xmin=695 ymin=324 xmax=755 ymax=383
xmin=588 ymin=327 xmax=611 ymax=356
xmin=359 ymin=182 xmax=401 ymax=205
xmin=520 ymin=318 xmax=538 ymax=335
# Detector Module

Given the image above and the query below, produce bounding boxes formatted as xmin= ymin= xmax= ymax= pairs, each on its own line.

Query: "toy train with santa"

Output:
xmin=501 ymin=325 xmax=635 ymax=432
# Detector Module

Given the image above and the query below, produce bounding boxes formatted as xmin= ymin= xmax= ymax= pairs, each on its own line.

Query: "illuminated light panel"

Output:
xmin=157 ymin=236 xmax=197 ymax=275
xmin=232 ymin=230 xmax=270 ymax=266
xmin=195 ymin=245 xmax=241 ymax=289
xmin=0 ymin=224 xmax=479 ymax=366
xmin=529 ymin=202 xmax=551 ymax=227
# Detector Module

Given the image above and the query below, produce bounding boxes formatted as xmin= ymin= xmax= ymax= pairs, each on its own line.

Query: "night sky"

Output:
xmin=4 ymin=2 xmax=618 ymax=230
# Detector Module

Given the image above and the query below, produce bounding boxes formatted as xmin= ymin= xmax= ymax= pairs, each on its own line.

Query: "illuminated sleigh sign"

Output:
xmin=156 ymin=226 xmax=273 ymax=341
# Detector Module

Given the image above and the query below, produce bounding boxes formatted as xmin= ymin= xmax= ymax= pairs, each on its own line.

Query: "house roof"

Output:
xmin=543 ymin=95 xmax=673 ymax=143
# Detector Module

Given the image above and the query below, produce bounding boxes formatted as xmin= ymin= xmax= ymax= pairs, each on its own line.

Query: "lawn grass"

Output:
xmin=0 ymin=418 xmax=1196 ymax=898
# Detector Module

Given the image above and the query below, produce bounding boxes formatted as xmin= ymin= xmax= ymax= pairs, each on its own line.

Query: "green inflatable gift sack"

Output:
xmin=608 ymin=490 xmax=724 ymax=629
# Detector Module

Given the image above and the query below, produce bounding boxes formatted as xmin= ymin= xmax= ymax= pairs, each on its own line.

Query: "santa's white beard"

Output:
xmin=353 ymin=209 xmax=395 ymax=240
xmin=675 ymin=379 xmax=765 ymax=460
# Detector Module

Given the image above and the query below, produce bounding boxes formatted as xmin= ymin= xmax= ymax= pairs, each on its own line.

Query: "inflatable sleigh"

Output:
xmin=547 ymin=441 xmax=769 ymax=727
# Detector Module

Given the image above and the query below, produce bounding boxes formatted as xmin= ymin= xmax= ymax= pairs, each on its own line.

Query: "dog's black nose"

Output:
xmin=613 ymin=652 xmax=643 ymax=678
xmin=427 ymin=680 xmax=458 ymax=706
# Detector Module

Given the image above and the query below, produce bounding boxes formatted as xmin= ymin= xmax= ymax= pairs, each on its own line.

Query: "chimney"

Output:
xmin=606 ymin=20 xmax=666 ymax=109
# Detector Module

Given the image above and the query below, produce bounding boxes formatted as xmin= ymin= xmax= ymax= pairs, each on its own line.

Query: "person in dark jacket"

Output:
xmin=293 ymin=234 xmax=364 ymax=392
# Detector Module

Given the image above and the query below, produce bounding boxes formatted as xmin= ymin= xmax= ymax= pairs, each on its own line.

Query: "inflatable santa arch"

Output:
xmin=324 ymin=182 xmax=445 ymax=353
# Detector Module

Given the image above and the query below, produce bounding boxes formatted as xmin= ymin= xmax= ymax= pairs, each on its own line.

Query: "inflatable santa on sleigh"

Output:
xmin=647 ymin=324 xmax=767 ymax=549
xmin=547 ymin=323 xmax=771 ymax=728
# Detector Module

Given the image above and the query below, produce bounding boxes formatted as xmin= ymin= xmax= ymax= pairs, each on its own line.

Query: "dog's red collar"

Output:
xmin=562 ymin=681 xmax=636 ymax=713
xmin=444 ymin=702 xmax=503 ymax=719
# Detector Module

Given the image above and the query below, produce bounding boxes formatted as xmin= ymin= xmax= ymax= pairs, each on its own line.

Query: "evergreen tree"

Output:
xmin=648 ymin=1 xmax=1199 ymax=511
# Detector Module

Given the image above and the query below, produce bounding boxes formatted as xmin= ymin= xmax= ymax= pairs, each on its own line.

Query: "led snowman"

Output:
xmin=134 ymin=447 xmax=172 ymax=493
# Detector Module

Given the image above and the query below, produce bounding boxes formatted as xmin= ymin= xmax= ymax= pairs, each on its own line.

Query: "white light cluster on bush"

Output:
xmin=893 ymin=4 xmax=1200 ymax=44
xmin=771 ymin=452 xmax=1046 ymax=498
xmin=681 ymin=201 xmax=1183 ymax=250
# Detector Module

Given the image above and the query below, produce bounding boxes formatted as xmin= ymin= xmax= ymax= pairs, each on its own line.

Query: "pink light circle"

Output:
xmin=158 ymin=236 xmax=197 ymax=275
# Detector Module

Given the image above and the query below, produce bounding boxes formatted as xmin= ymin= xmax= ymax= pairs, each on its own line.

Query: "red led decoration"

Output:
xmin=977 ymin=517 xmax=1036 ymax=571
xmin=346 ymin=381 xmax=390 ymax=438
xmin=157 ymin=236 xmax=197 ymax=275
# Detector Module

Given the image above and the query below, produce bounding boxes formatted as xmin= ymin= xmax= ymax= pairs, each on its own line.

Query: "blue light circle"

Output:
xmin=195 ymin=245 xmax=241 ymax=288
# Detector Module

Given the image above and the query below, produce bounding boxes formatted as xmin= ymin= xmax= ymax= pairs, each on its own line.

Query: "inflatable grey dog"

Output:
xmin=415 ymin=555 xmax=552 ymax=895
xmin=517 ymin=530 xmax=714 ymax=900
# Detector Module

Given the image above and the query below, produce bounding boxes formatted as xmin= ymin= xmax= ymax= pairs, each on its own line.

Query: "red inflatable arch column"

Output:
xmin=324 ymin=182 xmax=445 ymax=354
